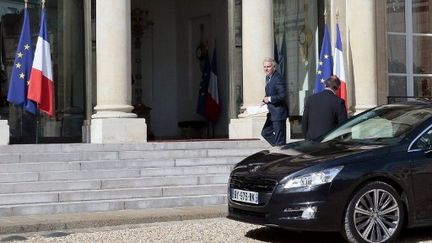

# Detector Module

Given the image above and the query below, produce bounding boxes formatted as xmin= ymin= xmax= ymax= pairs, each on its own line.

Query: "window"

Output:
xmin=387 ymin=0 xmax=432 ymax=99
xmin=411 ymin=127 xmax=432 ymax=150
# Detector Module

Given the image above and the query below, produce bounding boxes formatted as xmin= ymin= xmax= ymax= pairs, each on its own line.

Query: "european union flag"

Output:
xmin=7 ymin=7 xmax=36 ymax=114
xmin=313 ymin=24 xmax=333 ymax=94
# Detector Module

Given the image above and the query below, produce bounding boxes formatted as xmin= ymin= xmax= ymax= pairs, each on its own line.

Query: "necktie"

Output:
xmin=266 ymin=76 xmax=270 ymax=85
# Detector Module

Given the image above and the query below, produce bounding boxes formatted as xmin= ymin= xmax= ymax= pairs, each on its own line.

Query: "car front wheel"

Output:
xmin=342 ymin=181 xmax=404 ymax=243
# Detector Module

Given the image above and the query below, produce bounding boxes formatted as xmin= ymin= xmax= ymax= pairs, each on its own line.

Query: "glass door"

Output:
xmin=0 ymin=0 xmax=86 ymax=143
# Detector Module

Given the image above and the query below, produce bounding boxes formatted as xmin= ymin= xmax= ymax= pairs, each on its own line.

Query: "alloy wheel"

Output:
xmin=353 ymin=188 xmax=400 ymax=243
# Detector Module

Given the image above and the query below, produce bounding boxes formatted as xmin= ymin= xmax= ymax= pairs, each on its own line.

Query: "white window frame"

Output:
xmin=388 ymin=0 xmax=432 ymax=97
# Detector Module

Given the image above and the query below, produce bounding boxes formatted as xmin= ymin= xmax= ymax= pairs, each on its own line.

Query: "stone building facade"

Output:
xmin=0 ymin=0 xmax=428 ymax=144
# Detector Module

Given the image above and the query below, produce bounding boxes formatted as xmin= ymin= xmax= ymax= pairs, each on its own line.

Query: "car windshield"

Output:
xmin=321 ymin=104 xmax=432 ymax=144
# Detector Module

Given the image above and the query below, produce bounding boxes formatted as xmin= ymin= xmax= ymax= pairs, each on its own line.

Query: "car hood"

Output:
xmin=233 ymin=140 xmax=389 ymax=179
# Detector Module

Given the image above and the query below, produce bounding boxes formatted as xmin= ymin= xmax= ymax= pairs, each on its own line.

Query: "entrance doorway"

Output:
xmin=130 ymin=0 xmax=229 ymax=141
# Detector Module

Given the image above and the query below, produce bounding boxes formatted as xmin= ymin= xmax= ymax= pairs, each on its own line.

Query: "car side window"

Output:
xmin=412 ymin=128 xmax=432 ymax=150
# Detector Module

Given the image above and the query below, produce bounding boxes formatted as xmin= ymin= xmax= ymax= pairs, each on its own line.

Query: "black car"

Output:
xmin=228 ymin=102 xmax=432 ymax=243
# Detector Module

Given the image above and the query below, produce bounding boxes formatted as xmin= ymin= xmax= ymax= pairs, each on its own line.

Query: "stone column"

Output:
xmin=229 ymin=0 xmax=290 ymax=140
xmin=241 ymin=0 xmax=273 ymax=109
xmin=347 ymin=1 xmax=378 ymax=114
xmin=91 ymin=0 xmax=147 ymax=143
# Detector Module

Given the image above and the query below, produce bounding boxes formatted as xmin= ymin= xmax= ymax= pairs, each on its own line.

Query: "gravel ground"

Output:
xmin=6 ymin=218 xmax=260 ymax=243
xmin=4 ymin=218 xmax=432 ymax=243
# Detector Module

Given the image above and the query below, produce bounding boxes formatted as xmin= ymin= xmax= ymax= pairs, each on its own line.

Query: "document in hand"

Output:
xmin=246 ymin=104 xmax=268 ymax=115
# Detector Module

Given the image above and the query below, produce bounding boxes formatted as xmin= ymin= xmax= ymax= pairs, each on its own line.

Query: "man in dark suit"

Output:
xmin=261 ymin=58 xmax=288 ymax=146
xmin=302 ymin=75 xmax=348 ymax=141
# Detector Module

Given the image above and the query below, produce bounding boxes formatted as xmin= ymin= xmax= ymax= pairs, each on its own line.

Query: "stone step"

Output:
xmin=101 ymin=174 xmax=229 ymax=190
xmin=139 ymin=165 xmax=233 ymax=177
xmin=149 ymin=140 xmax=266 ymax=150
xmin=0 ymin=174 xmax=229 ymax=194
xmin=46 ymin=165 xmax=232 ymax=181
xmin=38 ymin=169 xmax=142 ymax=181
xmin=125 ymin=194 xmax=227 ymax=210
xmin=0 ymin=154 xmax=20 ymax=163
xmin=174 ymin=156 xmax=244 ymax=167
xmin=81 ymin=156 xmax=243 ymax=170
xmin=0 ymin=194 xmax=227 ymax=217
xmin=0 ymin=156 xmax=244 ymax=173
xmin=0 ymin=179 xmax=102 ymax=194
xmin=0 ymin=151 xmax=119 ymax=164
xmin=0 ymin=169 xmax=141 ymax=183
xmin=80 ymin=159 xmax=175 ymax=170
xmin=119 ymin=148 xmax=262 ymax=160
xmin=0 ymin=140 xmax=268 ymax=154
xmin=0 ymin=184 xmax=227 ymax=206
xmin=0 ymin=161 xmax=81 ymax=173
xmin=0 ymin=165 xmax=233 ymax=183
xmin=61 ymin=185 xmax=227 ymax=202
xmin=0 ymin=149 xmax=262 ymax=165
xmin=0 ymin=172 xmax=39 ymax=183
xmin=0 ymin=140 xmax=266 ymax=218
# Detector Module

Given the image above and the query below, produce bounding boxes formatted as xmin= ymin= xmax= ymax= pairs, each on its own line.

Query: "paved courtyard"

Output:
xmin=3 ymin=218 xmax=432 ymax=243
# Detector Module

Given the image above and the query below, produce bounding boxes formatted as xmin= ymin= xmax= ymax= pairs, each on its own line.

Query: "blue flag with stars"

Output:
xmin=313 ymin=24 xmax=333 ymax=94
xmin=7 ymin=7 xmax=36 ymax=114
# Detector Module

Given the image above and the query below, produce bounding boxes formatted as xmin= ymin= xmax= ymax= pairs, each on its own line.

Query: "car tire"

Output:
xmin=342 ymin=181 xmax=404 ymax=243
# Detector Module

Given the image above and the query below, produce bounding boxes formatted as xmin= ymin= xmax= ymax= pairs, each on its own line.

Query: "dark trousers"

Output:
xmin=261 ymin=117 xmax=286 ymax=146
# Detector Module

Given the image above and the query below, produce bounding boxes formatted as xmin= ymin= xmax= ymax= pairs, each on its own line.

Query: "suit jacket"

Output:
xmin=265 ymin=71 xmax=288 ymax=121
xmin=302 ymin=89 xmax=348 ymax=140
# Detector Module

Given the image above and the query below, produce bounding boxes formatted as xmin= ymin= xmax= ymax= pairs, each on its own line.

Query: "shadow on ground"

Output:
xmin=245 ymin=226 xmax=432 ymax=243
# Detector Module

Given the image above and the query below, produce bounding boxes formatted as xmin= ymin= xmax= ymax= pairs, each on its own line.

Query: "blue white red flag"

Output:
xmin=205 ymin=48 xmax=220 ymax=123
xmin=28 ymin=6 xmax=55 ymax=117
xmin=313 ymin=24 xmax=333 ymax=93
xmin=333 ymin=23 xmax=348 ymax=107
xmin=7 ymin=7 xmax=36 ymax=114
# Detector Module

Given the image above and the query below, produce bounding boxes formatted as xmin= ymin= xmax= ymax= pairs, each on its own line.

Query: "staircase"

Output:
xmin=0 ymin=140 xmax=269 ymax=217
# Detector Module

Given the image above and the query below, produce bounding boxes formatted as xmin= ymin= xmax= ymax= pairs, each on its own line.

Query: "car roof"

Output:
xmin=384 ymin=100 xmax=432 ymax=108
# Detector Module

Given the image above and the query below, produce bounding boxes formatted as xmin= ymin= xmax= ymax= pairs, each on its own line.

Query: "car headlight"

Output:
xmin=283 ymin=166 xmax=343 ymax=189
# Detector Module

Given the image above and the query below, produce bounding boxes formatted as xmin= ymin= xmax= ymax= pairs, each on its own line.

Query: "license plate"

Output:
xmin=231 ymin=188 xmax=259 ymax=204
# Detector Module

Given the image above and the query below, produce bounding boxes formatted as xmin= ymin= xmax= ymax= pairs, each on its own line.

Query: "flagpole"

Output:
xmin=336 ymin=9 xmax=339 ymax=23
xmin=20 ymin=108 xmax=23 ymax=138
xmin=36 ymin=0 xmax=45 ymax=144
xmin=35 ymin=0 xmax=46 ymax=144
xmin=35 ymin=107 xmax=39 ymax=143
xmin=324 ymin=8 xmax=327 ymax=24
xmin=23 ymin=0 xmax=27 ymax=141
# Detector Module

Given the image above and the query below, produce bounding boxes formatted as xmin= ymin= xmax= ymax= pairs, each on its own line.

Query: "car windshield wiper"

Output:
xmin=327 ymin=138 xmax=390 ymax=145
xmin=356 ymin=137 xmax=396 ymax=145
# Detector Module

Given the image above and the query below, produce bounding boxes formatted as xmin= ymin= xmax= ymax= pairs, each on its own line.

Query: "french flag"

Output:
xmin=333 ymin=23 xmax=347 ymax=108
xmin=205 ymin=48 xmax=220 ymax=123
xmin=27 ymin=7 xmax=55 ymax=117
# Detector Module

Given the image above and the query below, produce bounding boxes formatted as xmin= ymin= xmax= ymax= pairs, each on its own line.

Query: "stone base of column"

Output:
xmin=229 ymin=116 xmax=291 ymax=142
xmin=91 ymin=118 xmax=147 ymax=144
xmin=0 ymin=120 xmax=9 ymax=145
xmin=82 ymin=120 xmax=91 ymax=143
